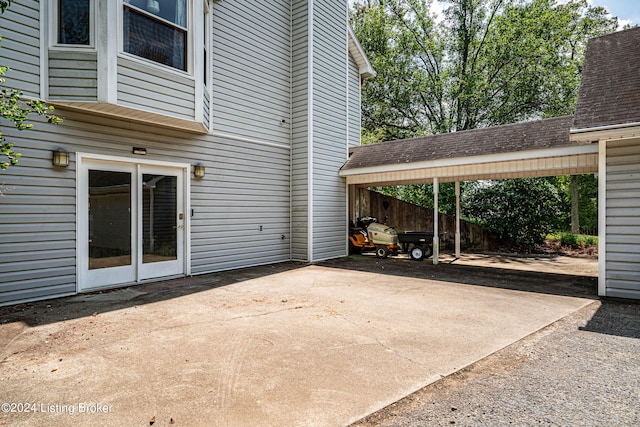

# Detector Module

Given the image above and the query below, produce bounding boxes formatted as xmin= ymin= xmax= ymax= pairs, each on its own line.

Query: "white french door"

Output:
xmin=78 ymin=157 xmax=187 ymax=291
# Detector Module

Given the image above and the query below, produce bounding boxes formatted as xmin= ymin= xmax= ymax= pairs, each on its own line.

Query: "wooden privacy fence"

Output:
xmin=355 ymin=189 xmax=489 ymax=251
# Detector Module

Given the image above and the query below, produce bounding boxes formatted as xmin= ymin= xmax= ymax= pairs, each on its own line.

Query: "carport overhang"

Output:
xmin=340 ymin=144 xmax=599 ymax=187
xmin=339 ymin=120 xmax=599 ymax=265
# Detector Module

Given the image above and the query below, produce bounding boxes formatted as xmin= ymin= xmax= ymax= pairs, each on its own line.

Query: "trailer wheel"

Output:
xmin=424 ymin=244 xmax=433 ymax=258
xmin=376 ymin=247 xmax=389 ymax=258
xmin=410 ymin=246 xmax=424 ymax=261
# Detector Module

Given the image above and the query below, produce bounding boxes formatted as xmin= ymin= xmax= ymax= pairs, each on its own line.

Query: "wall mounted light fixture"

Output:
xmin=52 ymin=148 xmax=69 ymax=167
xmin=146 ymin=0 xmax=160 ymax=14
xmin=194 ymin=163 xmax=205 ymax=178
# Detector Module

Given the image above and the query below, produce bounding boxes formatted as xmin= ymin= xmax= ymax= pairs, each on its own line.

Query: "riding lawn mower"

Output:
xmin=348 ymin=216 xmax=400 ymax=258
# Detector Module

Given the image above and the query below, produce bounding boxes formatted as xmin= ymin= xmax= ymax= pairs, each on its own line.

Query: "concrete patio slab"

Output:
xmin=0 ymin=265 xmax=592 ymax=427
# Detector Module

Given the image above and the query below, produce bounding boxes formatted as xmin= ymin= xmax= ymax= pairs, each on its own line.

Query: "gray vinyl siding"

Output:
xmin=291 ymin=0 xmax=310 ymax=261
xmin=117 ymin=57 xmax=196 ymax=121
xmin=0 ymin=0 xmax=40 ymax=97
xmin=311 ymin=1 xmax=348 ymax=261
xmin=190 ymin=134 xmax=291 ymax=272
xmin=605 ymin=139 xmax=640 ymax=299
xmin=348 ymin=54 xmax=361 ymax=148
xmin=48 ymin=50 xmax=98 ymax=101
xmin=210 ymin=0 xmax=291 ymax=146
xmin=0 ymin=122 xmax=77 ymax=305
xmin=0 ymin=110 xmax=291 ymax=305
xmin=203 ymin=88 xmax=210 ymax=130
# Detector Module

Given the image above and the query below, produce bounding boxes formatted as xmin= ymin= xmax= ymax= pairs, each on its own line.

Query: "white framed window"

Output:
xmin=203 ymin=1 xmax=210 ymax=87
xmin=123 ymin=0 xmax=189 ymax=71
xmin=56 ymin=0 xmax=92 ymax=46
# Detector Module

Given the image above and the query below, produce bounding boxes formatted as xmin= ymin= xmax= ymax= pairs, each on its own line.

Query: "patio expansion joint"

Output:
xmin=370 ymin=334 xmax=428 ymax=369
xmin=226 ymin=305 xmax=309 ymax=322
xmin=328 ymin=306 xmax=428 ymax=369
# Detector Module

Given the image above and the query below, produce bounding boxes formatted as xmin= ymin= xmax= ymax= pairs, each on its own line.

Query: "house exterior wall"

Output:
xmin=0 ymin=0 xmax=366 ymax=305
xmin=0 ymin=112 xmax=292 ymax=306
xmin=116 ymin=58 xmax=197 ymax=121
xmin=602 ymin=138 xmax=640 ymax=299
xmin=311 ymin=0 xmax=349 ymax=261
xmin=0 ymin=0 xmax=40 ymax=97
xmin=211 ymin=1 xmax=292 ymax=145
xmin=291 ymin=0 xmax=360 ymax=262
xmin=48 ymin=50 xmax=98 ymax=101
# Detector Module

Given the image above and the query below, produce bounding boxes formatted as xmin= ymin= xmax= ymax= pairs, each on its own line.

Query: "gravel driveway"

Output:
xmin=350 ymin=298 xmax=640 ymax=426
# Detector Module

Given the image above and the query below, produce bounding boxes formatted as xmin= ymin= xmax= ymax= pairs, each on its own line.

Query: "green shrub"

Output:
xmin=548 ymin=232 xmax=598 ymax=248
xmin=462 ymin=178 xmax=564 ymax=246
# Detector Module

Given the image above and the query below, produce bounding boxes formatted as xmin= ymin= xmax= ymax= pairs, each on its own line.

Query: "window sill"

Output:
xmin=50 ymin=45 xmax=97 ymax=52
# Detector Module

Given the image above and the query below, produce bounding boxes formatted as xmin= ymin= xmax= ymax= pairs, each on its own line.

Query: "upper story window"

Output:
xmin=203 ymin=2 xmax=210 ymax=86
xmin=123 ymin=0 xmax=188 ymax=71
xmin=58 ymin=0 xmax=91 ymax=45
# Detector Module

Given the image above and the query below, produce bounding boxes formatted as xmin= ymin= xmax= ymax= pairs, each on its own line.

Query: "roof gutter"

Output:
xmin=570 ymin=121 xmax=640 ymax=142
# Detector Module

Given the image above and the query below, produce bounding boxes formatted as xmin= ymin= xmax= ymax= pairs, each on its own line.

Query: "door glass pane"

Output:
xmin=88 ymin=170 xmax=132 ymax=270
xmin=143 ymin=174 xmax=177 ymax=264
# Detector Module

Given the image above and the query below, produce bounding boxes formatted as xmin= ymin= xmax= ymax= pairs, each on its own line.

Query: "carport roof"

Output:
xmin=339 ymin=115 xmax=599 ymax=186
xmin=342 ymin=116 xmax=575 ymax=171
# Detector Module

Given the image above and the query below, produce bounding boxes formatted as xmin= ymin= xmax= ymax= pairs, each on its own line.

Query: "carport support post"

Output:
xmin=455 ymin=181 xmax=461 ymax=258
xmin=433 ymin=177 xmax=439 ymax=265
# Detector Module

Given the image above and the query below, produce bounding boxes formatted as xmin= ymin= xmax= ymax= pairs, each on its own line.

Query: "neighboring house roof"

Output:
xmin=342 ymin=115 xmax=576 ymax=171
xmin=572 ymin=26 xmax=640 ymax=131
xmin=348 ymin=26 xmax=376 ymax=80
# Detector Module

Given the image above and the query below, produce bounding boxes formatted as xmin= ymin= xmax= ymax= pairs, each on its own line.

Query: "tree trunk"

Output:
xmin=571 ymin=175 xmax=580 ymax=234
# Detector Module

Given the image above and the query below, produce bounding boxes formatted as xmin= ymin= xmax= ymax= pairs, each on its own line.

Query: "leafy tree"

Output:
xmin=351 ymin=0 xmax=618 ymax=141
xmin=1 ymin=2 xmax=61 ymax=170
xmin=555 ymin=174 xmax=598 ymax=233
xmin=351 ymin=0 xmax=613 ymax=238
xmin=461 ymin=178 xmax=563 ymax=246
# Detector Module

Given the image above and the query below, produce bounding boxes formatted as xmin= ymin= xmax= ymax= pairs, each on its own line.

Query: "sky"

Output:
xmin=587 ymin=0 xmax=639 ymax=28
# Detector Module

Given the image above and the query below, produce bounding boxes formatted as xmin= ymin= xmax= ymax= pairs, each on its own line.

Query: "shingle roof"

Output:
xmin=573 ymin=26 xmax=640 ymax=130
xmin=342 ymin=115 xmax=575 ymax=171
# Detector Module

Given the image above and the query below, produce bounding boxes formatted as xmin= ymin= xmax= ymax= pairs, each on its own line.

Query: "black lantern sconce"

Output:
xmin=52 ymin=148 xmax=69 ymax=167
xmin=193 ymin=163 xmax=205 ymax=178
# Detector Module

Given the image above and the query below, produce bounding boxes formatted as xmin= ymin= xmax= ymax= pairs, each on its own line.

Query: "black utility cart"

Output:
xmin=397 ymin=231 xmax=435 ymax=260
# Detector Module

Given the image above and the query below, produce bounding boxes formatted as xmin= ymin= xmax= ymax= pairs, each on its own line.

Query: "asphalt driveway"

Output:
xmin=1 ymin=257 xmax=596 ymax=426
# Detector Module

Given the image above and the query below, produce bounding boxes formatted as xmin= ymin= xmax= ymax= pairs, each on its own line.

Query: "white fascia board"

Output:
xmin=570 ymin=122 xmax=640 ymax=142
xmin=348 ymin=26 xmax=376 ymax=79
xmin=339 ymin=143 xmax=599 ymax=177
